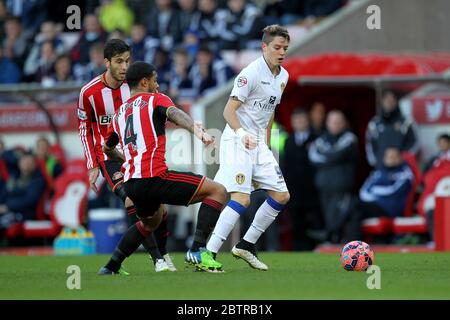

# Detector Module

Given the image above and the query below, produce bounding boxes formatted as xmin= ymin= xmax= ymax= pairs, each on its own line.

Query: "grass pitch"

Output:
xmin=0 ymin=252 xmax=449 ymax=300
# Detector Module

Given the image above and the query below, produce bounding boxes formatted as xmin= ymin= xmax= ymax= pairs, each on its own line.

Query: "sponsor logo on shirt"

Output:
xmin=237 ymin=76 xmax=248 ymax=87
xmin=269 ymin=96 xmax=276 ymax=104
xmin=261 ymin=81 xmax=270 ymax=85
xmin=253 ymin=100 xmax=276 ymax=112
xmin=99 ymin=115 xmax=112 ymax=125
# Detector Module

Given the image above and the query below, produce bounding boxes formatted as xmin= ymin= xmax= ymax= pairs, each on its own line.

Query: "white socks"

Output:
xmin=206 ymin=197 xmax=285 ymax=252
xmin=243 ymin=198 xmax=284 ymax=244
xmin=206 ymin=200 xmax=246 ymax=253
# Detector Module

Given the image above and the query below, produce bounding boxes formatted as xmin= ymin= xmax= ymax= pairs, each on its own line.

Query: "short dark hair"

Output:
xmin=104 ymin=39 xmax=130 ymax=61
xmin=126 ymin=61 xmax=156 ymax=89
xmin=262 ymin=24 xmax=290 ymax=44
xmin=438 ymin=133 xmax=450 ymax=142
xmin=382 ymin=89 xmax=399 ymax=100
xmin=292 ymin=108 xmax=308 ymax=117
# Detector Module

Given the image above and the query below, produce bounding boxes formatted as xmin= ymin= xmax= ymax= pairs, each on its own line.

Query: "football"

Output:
xmin=340 ymin=241 xmax=375 ymax=271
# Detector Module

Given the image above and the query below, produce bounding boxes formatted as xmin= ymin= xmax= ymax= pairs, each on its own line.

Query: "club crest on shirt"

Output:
xmin=237 ymin=76 xmax=248 ymax=88
xmin=236 ymin=173 xmax=246 ymax=185
xmin=280 ymin=82 xmax=286 ymax=92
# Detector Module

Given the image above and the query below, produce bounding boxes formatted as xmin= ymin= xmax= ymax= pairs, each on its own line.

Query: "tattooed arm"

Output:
xmin=166 ymin=106 xmax=215 ymax=146
xmin=103 ymin=132 xmax=125 ymax=163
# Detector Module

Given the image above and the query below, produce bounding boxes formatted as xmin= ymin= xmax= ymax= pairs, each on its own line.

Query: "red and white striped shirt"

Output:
xmin=77 ymin=73 xmax=130 ymax=169
xmin=109 ymin=92 xmax=175 ymax=181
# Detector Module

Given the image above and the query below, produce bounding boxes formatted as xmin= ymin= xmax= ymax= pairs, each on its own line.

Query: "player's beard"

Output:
xmin=111 ymin=66 xmax=126 ymax=83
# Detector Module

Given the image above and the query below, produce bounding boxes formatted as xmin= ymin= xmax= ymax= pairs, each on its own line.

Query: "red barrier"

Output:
xmin=434 ymin=196 xmax=450 ymax=252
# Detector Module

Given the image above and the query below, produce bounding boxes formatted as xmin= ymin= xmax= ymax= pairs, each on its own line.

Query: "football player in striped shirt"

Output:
xmin=77 ymin=39 xmax=173 ymax=274
xmin=101 ymin=61 xmax=226 ymax=272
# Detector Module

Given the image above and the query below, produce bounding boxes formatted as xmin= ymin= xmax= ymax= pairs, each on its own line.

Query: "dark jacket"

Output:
xmin=366 ymin=108 xmax=418 ymax=167
xmin=309 ymin=130 xmax=358 ymax=192
xmin=359 ymin=162 xmax=413 ymax=217
xmin=282 ymin=130 xmax=318 ymax=207
xmin=4 ymin=169 xmax=46 ymax=220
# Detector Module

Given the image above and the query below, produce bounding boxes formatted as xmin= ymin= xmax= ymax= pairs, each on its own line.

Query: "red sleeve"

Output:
xmin=77 ymin=90 xmax=98 ymax=170
xmin=105 ymin=115 xmax=119 ymax=148
xmin=155 ymin=93 xmax=176 ymax=110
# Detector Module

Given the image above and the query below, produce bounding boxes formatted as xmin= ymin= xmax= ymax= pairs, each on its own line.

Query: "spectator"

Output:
xmin=99 ymin=0 xmax=134 ymax=35
xmin=0 ymin=153 xmax=46 ymax=231
xmin=51 ymin=54 xmax=74 ymax=83
xmin=424 ymin=133 xmax=450 ymax=173
xmin=146 ymin=0 xmax=182 ymax=51
xmin=0 ymin=142 xmax=25 ymax=179
xmin=127 ymin=24 xmax=147 ymax=62
xmin=35 ymin=136 xmax=63 ymax=180
xmin=0 ymin=0 xmax=9 ymax=40
xmin=178 ymin=0 xmax=198 ymax=32
xmin=182 ymin=29 xmax=200 ymax=63
xmin=107 ymin=29 xmax=127 ymax=41
xmin=71 ymin=14 xmax=107 ymax=64
xmin=347 ymin=147 xmax=414 ymax=240
xmin=309 ymin=101 xmax=326 ymax=136
xmin=303 ymin=0 xmax=343 ymax=20
xmin=126 ymin=0 xmax=153 ymax=24
xmin=4 ymin=0 xmax=48 ymax=34
xmin=154 ymin=47 xmax=172 ymax=94
xmin=218 ymin=0 xmax=265 ymax=50
xmin=35 ymin=40 xmax=57 ymax=83
xmin=189 ymin=44 xmax=234 ymax=97
xmin=366 ymin=90 xmax=419 ymax=168
xmin=309 ymin=110 xmax=358 ymax=243
xmin=0 ymin=45 xmax=21 ymax=84
xmin=282 ymin=108 xmax=321 ymax=250
xmin=262 ymin=0 xmax=284 ymax=26
xmin=169 ymin=47 xmax=196 ymax=100
xmin=190 ymin=0 xmax=225 ymax=47
xmin=360 ymin=147 xmax=413 ymax=217
xmin=23 ymin=21 xmax=65 ymax=81
xmin=2 ymin=16 xmax=32 ymax=69
xmin=278 ymin=0 xmax=304 ymax=26
xmin=73 ymin=42 xmax=106 ymax=82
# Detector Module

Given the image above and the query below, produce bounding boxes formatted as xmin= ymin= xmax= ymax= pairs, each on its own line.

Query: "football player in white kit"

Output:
xmin=206 ymin=25 xmax=291 ymax=270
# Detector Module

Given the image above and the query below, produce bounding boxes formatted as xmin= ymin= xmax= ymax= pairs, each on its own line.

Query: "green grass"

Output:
xmin=0 ymin=252 xmax=449 ymax=299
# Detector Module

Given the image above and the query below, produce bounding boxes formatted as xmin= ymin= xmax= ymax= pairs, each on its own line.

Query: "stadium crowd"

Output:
xmin=3 ymin=0 xmax=447 ymax=251
xmin=0 ymin=0 xmax=344 ymax=100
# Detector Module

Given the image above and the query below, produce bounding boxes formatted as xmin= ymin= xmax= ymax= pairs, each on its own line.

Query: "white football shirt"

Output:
xmin=225 ymin=56 xmax=289 ymax=141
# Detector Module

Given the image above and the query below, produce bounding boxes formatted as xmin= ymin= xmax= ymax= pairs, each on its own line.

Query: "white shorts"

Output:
xmin=214 ymin=131 xmax=288 ymax=194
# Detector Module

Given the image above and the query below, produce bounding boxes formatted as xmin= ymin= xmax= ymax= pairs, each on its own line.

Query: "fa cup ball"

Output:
xmin=340 ymin=240 xmax=374 ymax=271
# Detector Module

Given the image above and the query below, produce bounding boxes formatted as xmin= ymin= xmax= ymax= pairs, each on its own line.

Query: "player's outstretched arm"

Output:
xmin=166 ymin=106 xmax=215 ymax=146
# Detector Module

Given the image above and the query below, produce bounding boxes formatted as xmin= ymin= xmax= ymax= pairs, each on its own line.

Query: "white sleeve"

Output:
xmin=276 ymin=72 xmax=289 ymax=104
xmin=230 ymin=68 xmax=256 ymax=103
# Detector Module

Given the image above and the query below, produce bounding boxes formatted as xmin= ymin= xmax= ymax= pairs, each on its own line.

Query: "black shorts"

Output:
xmin=99 ymin=160 xmax=124 ymax=192
xmin=123 ymin=170 xmax=206 ymax=218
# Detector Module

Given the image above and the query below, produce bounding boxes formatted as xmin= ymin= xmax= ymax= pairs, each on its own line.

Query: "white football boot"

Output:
xmin=163 ymin=254 xmax=177 ymax=272
xmin=231 ymin=245 xmax=268 ymax=271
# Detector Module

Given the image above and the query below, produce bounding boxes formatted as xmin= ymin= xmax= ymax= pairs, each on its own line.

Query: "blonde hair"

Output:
xmin=262 ymin=24 xmax=290 ymax=44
